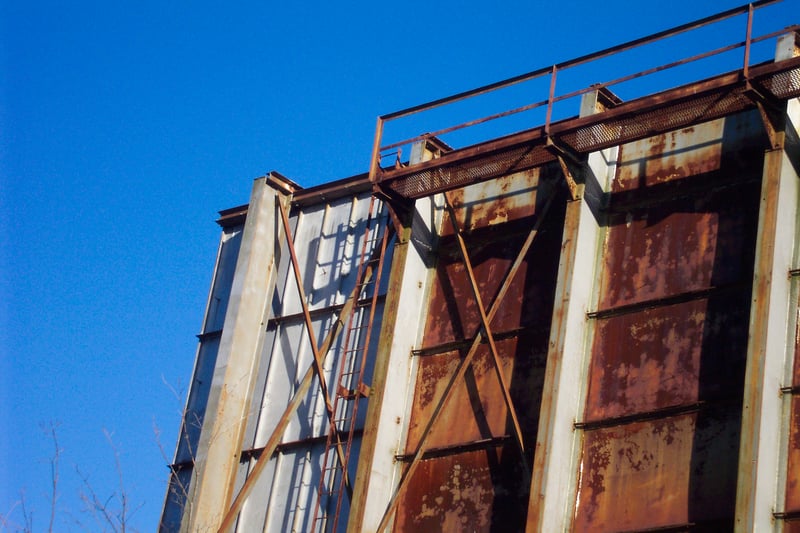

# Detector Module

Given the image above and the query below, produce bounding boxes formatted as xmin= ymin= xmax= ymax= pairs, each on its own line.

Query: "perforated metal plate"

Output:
xmin=385 ymin=144 xmax=556 ymax=199
xmin=378 ymin=58 xmax=800 ymax=201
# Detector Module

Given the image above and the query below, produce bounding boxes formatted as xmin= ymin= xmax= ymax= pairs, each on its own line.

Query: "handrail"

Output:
xmin=369 ymin=0 xmax=789 ymax=184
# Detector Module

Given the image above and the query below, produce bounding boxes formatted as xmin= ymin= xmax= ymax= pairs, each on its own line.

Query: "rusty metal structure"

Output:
xmin=161 ymin=2 xmax=800 ymax=531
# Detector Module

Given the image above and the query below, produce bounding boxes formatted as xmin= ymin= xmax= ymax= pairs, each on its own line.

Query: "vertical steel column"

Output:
xmin=735 ymin=31 xmax=800 ymax=533
xmin=346 ymin=205 xmax=416 ymax=532
xmin=348 ymin=141 xmax=441 ymax=532
xmin=526 ymin=90 xmax=617 ymax=532
xmin=183 ymin=176 xmax=285 ymax=533
xmin=368 ymin=117 xmax=385 ymax=184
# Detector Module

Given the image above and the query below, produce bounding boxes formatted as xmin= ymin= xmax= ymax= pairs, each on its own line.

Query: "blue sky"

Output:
xmin=1 ymin=0 xmax=797 ymax=530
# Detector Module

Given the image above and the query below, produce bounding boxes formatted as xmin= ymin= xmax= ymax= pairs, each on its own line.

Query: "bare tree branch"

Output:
xmin=46 ymin=422 xmax=61 ymax=533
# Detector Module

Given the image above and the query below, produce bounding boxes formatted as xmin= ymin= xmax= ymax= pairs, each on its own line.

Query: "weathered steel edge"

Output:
xmin=736 ymin=33 xmax=800 ymax=530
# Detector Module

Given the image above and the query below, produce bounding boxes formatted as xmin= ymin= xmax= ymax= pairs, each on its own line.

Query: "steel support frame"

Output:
xmin=735 ymin=31 xmax=800 ymax=532
xmin=526 ymin=89 xmax=617 ymax=532
xmin=217 ymin=195 xmax=390 ymax=532
xmin=370 ymin=2 xmax=792 ymax=198
xmin=182 ymin=176 xmax=290 ymax=533
xmin=345 ymin=205 xmax=415 ymax=532
xmin=349 ymin=138 xmax=455 ymax=531
xmin=373 ymin=188 xmax=558 ymax=532
xmin=440 ymin=193 xmax=527 ymax=456
xmin=276 ymin=196 xmax=353 ymax=499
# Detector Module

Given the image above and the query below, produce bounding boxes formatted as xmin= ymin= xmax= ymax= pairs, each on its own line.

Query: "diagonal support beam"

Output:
xmin=375 ymin=188 xmax=558 ymax=532
xmin=441 ymin=193 xmax=527 ymax=455
xmin=218 ymin=199 xmax=391 ymax=532
xmin=275 ymin=198 xmax=353 ymax=502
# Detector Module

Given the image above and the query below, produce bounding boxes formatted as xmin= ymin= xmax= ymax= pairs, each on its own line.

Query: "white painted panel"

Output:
xmin=236 ymin=455 xmax=276 ymax=533
xmin=262 ymin=446 xmax=324 ymax=533
xmin=310 ymin=197 xmax=357 ymax=309
xmin=281 ymin=205 xmax=326 ymax=316
xmin=205 ymin=226 xmax=244 ymax=332
xmin=176 ymin=335 xmax=221 ymax=463
xmin=252 ymin=321 xmax=307 ymax=444
xmin=228 ymin=194 xmax=391 ymax=533
xmin=241 ymin=325 xmax=280 ymax=449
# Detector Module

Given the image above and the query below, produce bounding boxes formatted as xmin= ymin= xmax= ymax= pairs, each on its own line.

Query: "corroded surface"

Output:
xmin=574 ymin=409 xmax=740 ymax=532
xmin=575 ymin=114 xmax=764 ymax=531
xmin=598 ymin=184 xmax=760 ymax=311
xmin=406 ymin=335 xmax=548 ymax=452
xmin=788 ymin=294 xmax=800 ymax=516
xmin=441 ymin=169 xmax=543 ymax=236
xmin=586 ymin=293 xmax=750 ymax=422
xmin=421 ymin=218 xmax=562 ymax=348
xmin=787 ymin=395 xmax=800 ymax=512
xmin=395 ymin=168 xmax=565 ymax=530
xmin=394 ymin=446 xmax=529 ymax=533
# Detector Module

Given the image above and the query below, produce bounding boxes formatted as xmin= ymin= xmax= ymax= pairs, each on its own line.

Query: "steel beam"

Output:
xmin=526 ymin=89 xmax=617 ymax=532
xmin=182 ymin=176 xmax=285 ymax=533
xmin=735 ymin=32 xmax=800 ymax=533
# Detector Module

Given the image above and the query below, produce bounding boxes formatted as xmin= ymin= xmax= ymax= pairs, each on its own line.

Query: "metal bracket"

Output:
xmin=545 ymin=137 xmax=583 ymax=201
xmin=372 ymin=184 xmax=414 ymax=240
xmin=744 ymin=81 xmax=786 ymax=149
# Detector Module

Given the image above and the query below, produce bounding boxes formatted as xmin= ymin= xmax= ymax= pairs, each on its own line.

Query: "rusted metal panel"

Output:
xmin=614 ymin=123 xmax=725 ymax=190
xmin=794 ymin=297 xmax=800 ymax=388
xmin=598 ymin=178 xmax=760 ymax=312
xmin=420 ymin=232 xmax=545 ymax=348
xmin=586 ymin=293 xmax=750 ymax=422
xmin=575 ymin=113 xmax=764 ymax=531
xmin=441 ymin=168 xmax=544 ymax=236
xmin=421 ymin=182 xmax=563 ymax=348
xmin=394 ymin=445 xmax=530 ymax=532
xmin=786 ymin=395 xmax=800 ymax=513
xmin=394 ymin=173 xmax=566 ymax=530
xmin=405 ymin=335 xmax=548 ymax=453
xmin=786 ymin=293 xmax=800 ymax=517
xmin=574 ymin=409 xmax=741 ymax=532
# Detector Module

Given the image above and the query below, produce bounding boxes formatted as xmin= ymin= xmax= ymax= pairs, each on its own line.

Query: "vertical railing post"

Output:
xmin=744 ymin=3 xmax=755 ymax=79
xmin=545 ymin=65 xmax=558 ymax=135
xmin=369 ymin=117 xmax=385 ymax=183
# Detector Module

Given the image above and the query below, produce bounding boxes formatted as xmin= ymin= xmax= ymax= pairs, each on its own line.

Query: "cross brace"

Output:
xmin=375 ymin=187 xmax=558 ymax=531
xmin=217 ymin=196 xmax=391 ymax=532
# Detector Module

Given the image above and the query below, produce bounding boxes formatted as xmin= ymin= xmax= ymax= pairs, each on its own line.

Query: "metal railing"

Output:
xmin=368 ymin=0 xmax=795 ymax=184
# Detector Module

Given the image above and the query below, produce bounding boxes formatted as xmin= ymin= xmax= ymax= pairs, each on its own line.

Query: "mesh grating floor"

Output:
xmin=758 ymin=65 xmax=800 ymax=99
xmin=386 ymin=144 xmax=556 ymax=199
xmin=378 ymin=60 xmax=800 ymax=200
xmin=558 ymin=87 xmax=753 ymax=153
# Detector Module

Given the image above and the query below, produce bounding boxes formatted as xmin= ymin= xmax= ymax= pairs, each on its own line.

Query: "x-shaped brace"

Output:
xmin=218 ymin=196 xmax=391 ymax=532
xmin=375 ymin=187 xmax=558 ymax=532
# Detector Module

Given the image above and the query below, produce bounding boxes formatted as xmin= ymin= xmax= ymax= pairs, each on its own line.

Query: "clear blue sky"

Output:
xmin=1 ymin=0 xmax=797 ymax=530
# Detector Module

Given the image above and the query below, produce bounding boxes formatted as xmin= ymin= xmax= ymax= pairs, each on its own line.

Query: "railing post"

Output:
xmin=369 ymin=117 xmax=385 ymax=183
xmin=545 ymin=65 xmax=558 ymax=135
xmin=744 ymin=3 xmax=754 ymax=78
